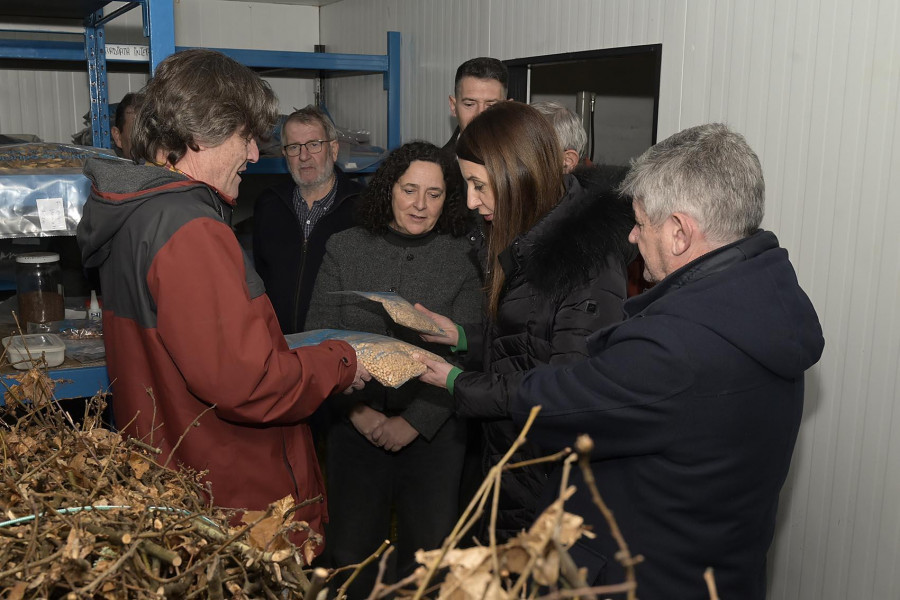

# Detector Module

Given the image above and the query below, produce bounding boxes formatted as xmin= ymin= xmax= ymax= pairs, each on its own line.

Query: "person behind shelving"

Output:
xmin=414 ymin=101 xmax=636 ymax=542
xmin=304 ymin=141 xmax=483 ymax=595
xmin=110 ymin=91 xmax=142 ymax=161
xmin=75 ymin=49 xmax=370 ymax=557
xmin=422 ymin=123 xmax=826 ymax=599
xmin=253 ymin=105 xmax=365 ymax=334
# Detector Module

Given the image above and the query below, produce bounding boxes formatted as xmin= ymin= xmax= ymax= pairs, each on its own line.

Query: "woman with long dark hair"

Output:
xmin=416 ymin=101 xmax=635 ymax=540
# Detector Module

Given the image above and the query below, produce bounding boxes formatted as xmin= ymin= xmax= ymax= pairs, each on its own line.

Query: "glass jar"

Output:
xmin=15 ymin=252 xmax=64 ymax=327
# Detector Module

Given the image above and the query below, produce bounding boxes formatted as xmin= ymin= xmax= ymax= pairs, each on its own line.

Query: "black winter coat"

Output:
xmin=252 ymin=171 xmax=364 ymax=334
xmin=454 ymin=168 xmax=635 ymax=539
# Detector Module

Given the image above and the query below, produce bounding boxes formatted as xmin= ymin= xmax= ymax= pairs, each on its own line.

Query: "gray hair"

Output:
xmin=281 ymin=105 xmax=338 ymax=143
xmin=620 ymin=123 xmax=764 ymax=244
xmin=531 ymin=101 xmax=587 ymax=158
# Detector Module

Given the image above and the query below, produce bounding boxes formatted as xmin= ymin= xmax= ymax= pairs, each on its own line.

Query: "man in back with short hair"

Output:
xmin=444 ymin=57 xmax=508 ymax=152
xmin=253 ymin=105 xmax=364 ymax=334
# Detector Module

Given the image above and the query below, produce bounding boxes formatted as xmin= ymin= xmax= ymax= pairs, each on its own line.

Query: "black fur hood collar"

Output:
xmin=504 ymin=165 xmax=636 ymax=298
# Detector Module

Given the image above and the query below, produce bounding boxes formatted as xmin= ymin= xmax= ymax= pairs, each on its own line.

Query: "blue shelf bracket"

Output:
xmin=143 ymin=0 xmax=176 ymax=73
xmin=384 ymin=31 xmax=401 ymax=150
xmin=84 ymin=13 xmax=111 ymax=149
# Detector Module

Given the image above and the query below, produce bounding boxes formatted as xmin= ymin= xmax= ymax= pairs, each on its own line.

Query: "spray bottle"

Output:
xmin=88 ymin=290 xmax=102 ymax=321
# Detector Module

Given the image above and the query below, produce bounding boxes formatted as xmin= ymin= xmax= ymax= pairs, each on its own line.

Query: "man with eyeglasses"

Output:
xmin=253 ymin=105 xmax=364 ymax=333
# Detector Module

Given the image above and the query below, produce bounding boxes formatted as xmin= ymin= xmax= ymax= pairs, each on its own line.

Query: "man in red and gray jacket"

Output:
xmin=77 ymin=49 xmax=369 ymax=557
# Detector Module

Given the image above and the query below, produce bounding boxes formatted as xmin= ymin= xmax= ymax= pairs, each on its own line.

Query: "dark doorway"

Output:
xmin=505 ymin=44 xmax=661 ymax=167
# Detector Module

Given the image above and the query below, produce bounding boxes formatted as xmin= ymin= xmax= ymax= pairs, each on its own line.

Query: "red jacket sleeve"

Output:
xmin=147 ymin=217 xmax=356 ymax=423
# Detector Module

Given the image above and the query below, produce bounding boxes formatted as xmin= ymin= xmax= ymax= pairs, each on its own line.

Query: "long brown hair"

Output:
xmin=456 ymin=102 xmax=564 ymax=317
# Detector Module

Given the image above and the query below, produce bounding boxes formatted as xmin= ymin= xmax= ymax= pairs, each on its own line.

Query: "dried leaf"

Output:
xmin=241 ymin=495 xmax=294 ymax=553
xmin=128 ymin=453 xmax=151 ymax=479
xmin=532 ymin=551 xmax=560 ymax=586
xmin=525 ymin=488 xmax=585 ymax=549
xmin=69 ymin=451 xmax=88 ymax=476
xmin=501 ymin=544 xmax=531 ymax=574
xmin=416 ymin=546 xmax=492 ymax=572
xmin=25 ymin=571 xmax=46 ymax=590
xmin=442 ymin=570 xmax=506 ymax=600
xmin=3 ymin=368 xmax=56 ymax=406
xmin=63 ymin=526 xmax=92 ymax=560
xmin=301 ymin=535 xmax=320 ymax=566
xmin=7 ymin=581 xmax=27 ymax=600
xmin=269 ymin=548 xmax=293 ymax=563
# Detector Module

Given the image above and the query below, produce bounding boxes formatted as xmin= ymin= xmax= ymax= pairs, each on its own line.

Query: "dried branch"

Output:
xmin=411 ymin=405 xmax=543 ymax=600
xmin=163 ymin=403 xmax=216 ymax=469
xmin=335 ymin=539 xmax=391 ymax=599
xmin=364 ymin=545 xmax=395 ymax=600
xmin=704 ymin=567 xmax=720 ymax=600
xmin=574 ymin=434 xmax=642 ymax=600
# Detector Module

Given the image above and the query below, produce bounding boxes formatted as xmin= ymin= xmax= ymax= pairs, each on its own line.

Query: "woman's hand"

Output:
xmin=348 ymin=403 xmax=387 ymax=444
xmin=413 ymin=353 xmax=454 ymax=389
xmin=370 ymin=416 xmax=418 ymax=452
xmin=414 ymin=303 xmax=459 ymax=345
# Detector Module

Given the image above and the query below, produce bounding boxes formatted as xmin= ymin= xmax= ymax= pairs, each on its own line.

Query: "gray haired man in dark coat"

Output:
xmin=510 ymin=123 xmax=825 ymax=600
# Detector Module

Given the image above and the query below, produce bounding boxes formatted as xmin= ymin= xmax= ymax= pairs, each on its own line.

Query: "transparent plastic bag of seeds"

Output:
xmin=331 ymin=291 xmax=445 ymax=335
xmin=286 ymin=329 xmax=444 ymax=388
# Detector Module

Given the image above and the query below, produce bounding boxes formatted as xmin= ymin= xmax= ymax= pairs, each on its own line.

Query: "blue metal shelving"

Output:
xmin=0 ymin=1 xmax=401 ymax=156
xmin=0 ymin=2 xmax=401 ymax=397
xmin=0 ymin=0 xmax=175 ymax=148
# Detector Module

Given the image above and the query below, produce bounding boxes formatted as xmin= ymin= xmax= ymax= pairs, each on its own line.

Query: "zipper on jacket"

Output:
xmin=281 ymin=430 xmax=301 ymax=500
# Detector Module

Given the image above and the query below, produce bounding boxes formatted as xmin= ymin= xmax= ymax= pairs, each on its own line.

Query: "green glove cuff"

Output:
xmin=450 ymin=324 xmax=467 ymax=353
xmin=446 ymin=367 xmax=463 ymax=395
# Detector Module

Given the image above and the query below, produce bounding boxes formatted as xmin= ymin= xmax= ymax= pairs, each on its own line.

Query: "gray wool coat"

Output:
xmin=305 ymin=226 xmax=483 ymax=438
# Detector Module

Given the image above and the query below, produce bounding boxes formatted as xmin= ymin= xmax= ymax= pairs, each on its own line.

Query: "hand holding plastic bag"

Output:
xmin=286 ymin=329 xmax=446 ymax=388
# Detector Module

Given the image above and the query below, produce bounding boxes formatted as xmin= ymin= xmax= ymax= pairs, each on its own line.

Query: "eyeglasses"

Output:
xmin=283 ymin=139 xmax=333 ymax=156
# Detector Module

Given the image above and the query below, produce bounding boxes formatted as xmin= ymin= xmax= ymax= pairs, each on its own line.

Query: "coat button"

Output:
xmin=406 ymin=254 xmax=414 ymax=261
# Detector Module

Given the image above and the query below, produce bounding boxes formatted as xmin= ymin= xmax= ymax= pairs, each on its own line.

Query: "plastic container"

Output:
xmin=15 ymin=252 xmax=64 ymax=326
xmin=2 ymin=333 xmax=66 ymax=369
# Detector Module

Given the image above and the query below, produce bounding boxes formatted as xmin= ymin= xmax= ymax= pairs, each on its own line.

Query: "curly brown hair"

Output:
xmin=358 ymin=141 xmax=470 ymax=237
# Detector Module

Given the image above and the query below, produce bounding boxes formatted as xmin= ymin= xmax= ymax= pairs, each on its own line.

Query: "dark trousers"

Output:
xmin=324 ymin=415 xmax=466 ymax=598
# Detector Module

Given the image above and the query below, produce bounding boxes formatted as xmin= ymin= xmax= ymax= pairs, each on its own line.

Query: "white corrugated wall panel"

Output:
xmin=0 ymin=0 xmax=319 ymax=142
xmin=320 ymin=1 xmax=900 ymax=599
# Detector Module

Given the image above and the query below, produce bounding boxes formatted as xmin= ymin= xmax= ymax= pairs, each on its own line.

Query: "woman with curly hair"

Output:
xmin=305 ymin=140 xmax=482 ymax=594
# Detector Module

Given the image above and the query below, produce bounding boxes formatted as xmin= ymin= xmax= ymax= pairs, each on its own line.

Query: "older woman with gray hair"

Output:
xmin=76 ymin=49 xmax=369 ymax=557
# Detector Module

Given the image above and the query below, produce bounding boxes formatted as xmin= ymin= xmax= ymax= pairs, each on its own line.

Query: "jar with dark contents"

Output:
xmin=15 ymin=252 xmax=64 ymax=327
